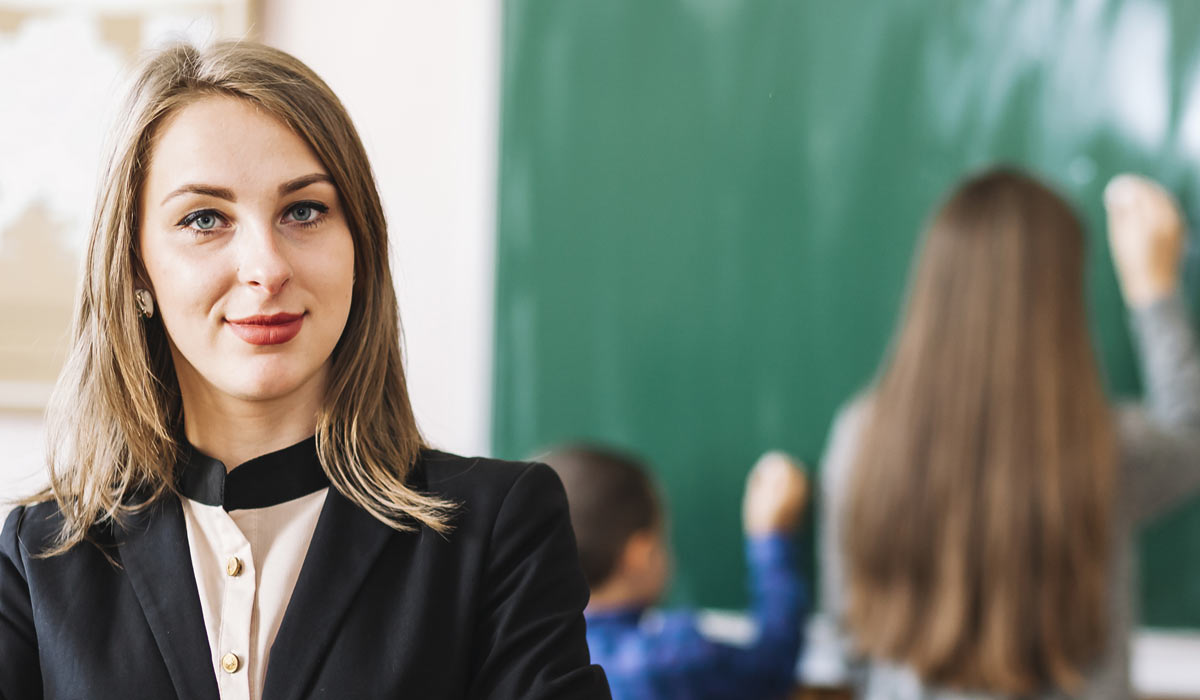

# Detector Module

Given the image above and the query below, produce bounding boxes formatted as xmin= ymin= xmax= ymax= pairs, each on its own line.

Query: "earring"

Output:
xmin=134 ymin=288 xmax=155 ymax=319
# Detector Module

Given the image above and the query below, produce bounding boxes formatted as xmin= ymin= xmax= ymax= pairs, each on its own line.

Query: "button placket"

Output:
xmin=213 ymin=510 xmax=255 ymax=699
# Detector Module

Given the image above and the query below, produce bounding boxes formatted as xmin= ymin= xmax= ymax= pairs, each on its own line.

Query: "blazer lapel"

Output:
xmin=263 ymin=488 xmax=396 ymax=700
xmin=117 ymin=495 xmax=220 ymax=700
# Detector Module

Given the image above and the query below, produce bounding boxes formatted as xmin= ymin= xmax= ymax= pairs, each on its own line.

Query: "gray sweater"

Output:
xmin=819 ymin=294 xmax=1200 ymax=700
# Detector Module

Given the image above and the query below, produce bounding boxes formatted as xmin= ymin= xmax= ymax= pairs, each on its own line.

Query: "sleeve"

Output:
xmin=607 ymin=533 xmax=805 ymax=700
xmin=818 ymin=402 xmax=861 ymax=626
xmin=740 ymin=532 xmax=807 ymax=694
xmin=466 ymin=463 xmax=611 ymax=700
xmin=0 ymin=506 xmax=43 ymax=700
xmin=816 ymin=399 xmax=871 ymax=684
xmin=1119 ymin=293 xmax=1200 ymax=524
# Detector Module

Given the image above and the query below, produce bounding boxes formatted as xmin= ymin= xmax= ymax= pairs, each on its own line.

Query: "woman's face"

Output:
xmin=138 ymin=96 xmax=354 ymax=406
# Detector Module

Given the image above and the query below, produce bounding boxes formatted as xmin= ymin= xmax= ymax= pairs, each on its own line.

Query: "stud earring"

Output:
xmin=134 ymin=288 xmax=155 ymax=319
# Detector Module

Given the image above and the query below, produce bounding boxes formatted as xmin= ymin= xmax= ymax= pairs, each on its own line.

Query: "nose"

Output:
xmin=235 ymin=223 xmax=293 ymax=295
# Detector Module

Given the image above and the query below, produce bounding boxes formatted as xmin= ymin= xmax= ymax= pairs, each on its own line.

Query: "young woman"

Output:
xmin=0 ymin=42 xmax=609 ymax=699
xmin=820 ymin=169 xmax=1200 ymax=698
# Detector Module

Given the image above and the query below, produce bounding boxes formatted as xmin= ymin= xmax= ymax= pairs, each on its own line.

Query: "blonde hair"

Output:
xmin=845 ymin=169 xmax=1116 ymax=693
xmin=31 ymin=41 xmax=454 ymax=552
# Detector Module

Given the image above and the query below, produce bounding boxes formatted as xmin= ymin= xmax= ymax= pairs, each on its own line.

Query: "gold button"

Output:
xmin=221 ymin=652 xmax=241 ymax=674
xmin=226 ymin=557 xmax=243 ymax=577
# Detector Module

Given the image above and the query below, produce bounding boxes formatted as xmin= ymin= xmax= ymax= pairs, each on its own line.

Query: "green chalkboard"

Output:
xmin=494 ymin=0 xmax=1200 ymax=628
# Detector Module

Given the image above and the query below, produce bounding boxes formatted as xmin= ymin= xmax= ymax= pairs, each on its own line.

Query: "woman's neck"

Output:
xmin=179 ymin=372 xmax=327 ymax=472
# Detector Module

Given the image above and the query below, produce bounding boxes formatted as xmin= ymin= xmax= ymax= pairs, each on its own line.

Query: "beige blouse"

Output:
xmin=175 ymin=436 xmax=331 ymax=700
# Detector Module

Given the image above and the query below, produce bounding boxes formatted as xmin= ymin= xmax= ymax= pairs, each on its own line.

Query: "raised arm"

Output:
xmin=734 ymin=451 xmax=810 ymax=694
xmin=586 ymin=453 xmax=808 ymax=700
xmin=1105 ymin=175 xmax=1200 ymax=522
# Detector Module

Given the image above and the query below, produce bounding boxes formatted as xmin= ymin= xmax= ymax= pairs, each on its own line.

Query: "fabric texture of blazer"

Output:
xmin=0 ymin=449 xmax=611 ymax=700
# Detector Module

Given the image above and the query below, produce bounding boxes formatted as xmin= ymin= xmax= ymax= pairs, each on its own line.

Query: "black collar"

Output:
xmin=177 ymin=436 xmax=330 ymax=511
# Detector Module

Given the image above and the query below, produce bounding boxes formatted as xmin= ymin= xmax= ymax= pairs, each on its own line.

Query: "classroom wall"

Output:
xmin=493 ymin=0 xmax=1200 ymax=627
xmin=0 ymin=412 xmax=46 ymax=505
xmin=261 ymin=0 xmax=501 ymax=459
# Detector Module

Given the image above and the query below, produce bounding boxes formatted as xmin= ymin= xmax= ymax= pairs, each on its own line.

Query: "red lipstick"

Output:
xmin=226 ymin=312 xmax=305 ymax=345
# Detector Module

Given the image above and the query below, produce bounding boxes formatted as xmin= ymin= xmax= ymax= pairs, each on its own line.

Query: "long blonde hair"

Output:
xmin=32 ymin=41 xmax=454 ymax=552
xmin=845 ymin=169 xmax=1117 ymax=693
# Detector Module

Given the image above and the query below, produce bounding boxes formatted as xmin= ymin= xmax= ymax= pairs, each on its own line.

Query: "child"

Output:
xmin=820 ymin=170 xmax=1200 ymax=697
xmin=543 ymin=445 xmax=809 ymax=700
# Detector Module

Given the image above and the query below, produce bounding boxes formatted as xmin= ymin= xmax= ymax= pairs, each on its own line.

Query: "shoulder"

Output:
xmin=418 ymin=449 xmax=562 ymax=497
xmin=0 ymin=506 xmax=25 ymax=557
xmin=415 ymin=450 xmax=569 ymax=529
xmin=2 ymin=500 xmax=69 ymax=558
xmin=823 ymin=394 xmax=873 ymax=482
xmin=2 ymin=497 xmax=127 ymax=563
xmin=831 ymin=394 xmax=873 ymax=442
xmin=591 ymin=609 xmax=728 ymax=675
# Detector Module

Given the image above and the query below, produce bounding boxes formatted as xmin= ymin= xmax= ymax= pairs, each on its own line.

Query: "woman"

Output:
xmin=820 ymin=168 xmax=1200 ymax=698
xmin=0 ymin=42 xmax=610 ymax=699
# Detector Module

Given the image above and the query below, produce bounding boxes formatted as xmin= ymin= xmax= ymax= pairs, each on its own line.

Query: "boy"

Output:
xmin=543 ymin=446 xmax=809 ymax=700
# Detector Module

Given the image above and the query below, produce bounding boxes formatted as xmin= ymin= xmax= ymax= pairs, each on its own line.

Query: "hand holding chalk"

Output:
xmin=1104 ymin=173 xmax=1185 ymax=309
xmin=743 ymin=451 xmax=809 ymax=536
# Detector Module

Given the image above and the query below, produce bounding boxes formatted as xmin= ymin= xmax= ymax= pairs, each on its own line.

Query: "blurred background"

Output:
xmin=4 ymin=0 xmax=1200 ymax=688
xmin=493 ymin=0 xmax=1200 ymax=631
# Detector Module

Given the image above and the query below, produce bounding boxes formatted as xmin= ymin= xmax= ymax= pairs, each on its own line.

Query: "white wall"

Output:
xmin=262 ymin=2 xmax=501 ymax=459
xmin=0 ymin=413 xmax=45 ymax=510
xmin=0 ymin=2 xmax=501 ymax=506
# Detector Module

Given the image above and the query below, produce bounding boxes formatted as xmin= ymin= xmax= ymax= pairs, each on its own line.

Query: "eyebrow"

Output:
xmin=159 ymin=173 xmax=334 ymax=206
xmin=161 ymin=184 xmax=236 ymax=205
xmin=279 ymin=173 xmax=334 ymax=195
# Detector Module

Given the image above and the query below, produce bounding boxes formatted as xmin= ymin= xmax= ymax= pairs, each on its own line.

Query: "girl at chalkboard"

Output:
xmin=819 ymin=169 xmax=1200 ymax=698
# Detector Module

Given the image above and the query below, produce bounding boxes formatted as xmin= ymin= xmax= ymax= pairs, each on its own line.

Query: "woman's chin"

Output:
xmin=220 ymin=366 xmax=323 ymax=404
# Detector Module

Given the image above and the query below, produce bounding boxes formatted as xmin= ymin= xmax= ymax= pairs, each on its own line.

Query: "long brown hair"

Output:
xmin=31 ymin=41 xmax=455 ymax=553
xmin=845 ymin=168 xmax=1116 ymax=693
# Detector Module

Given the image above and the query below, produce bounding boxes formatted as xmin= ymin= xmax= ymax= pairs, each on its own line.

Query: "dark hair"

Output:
xmin=541 ymin=444 xmax=661 ymax=588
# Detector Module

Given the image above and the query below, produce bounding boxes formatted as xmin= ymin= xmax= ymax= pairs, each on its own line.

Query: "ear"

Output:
xmin=131 ymin=247 xmax=155 ymax=294
xmin=619 ymin=529 xmax=658 ymax=574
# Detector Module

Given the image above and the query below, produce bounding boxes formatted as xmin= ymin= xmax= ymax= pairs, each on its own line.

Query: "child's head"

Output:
xmin=846 ymin=168 xmax=1116 ymax=693
xmin=542 ymin=444 xmax=670 ymax=610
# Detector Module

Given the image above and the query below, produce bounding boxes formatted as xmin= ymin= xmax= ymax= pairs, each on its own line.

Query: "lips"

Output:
xmin=226 ymin=312 xmax=305 ymax=346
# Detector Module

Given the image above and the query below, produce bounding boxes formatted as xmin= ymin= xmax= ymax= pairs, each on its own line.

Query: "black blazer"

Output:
xmin=0 ymin=450 xmax=611 ymax=699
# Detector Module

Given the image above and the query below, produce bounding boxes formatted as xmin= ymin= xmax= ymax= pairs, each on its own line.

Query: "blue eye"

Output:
xmin=286 ymin=201 xmax=329 ymax=226
xmin=178 ymin=209 xmax=227 ymax=233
